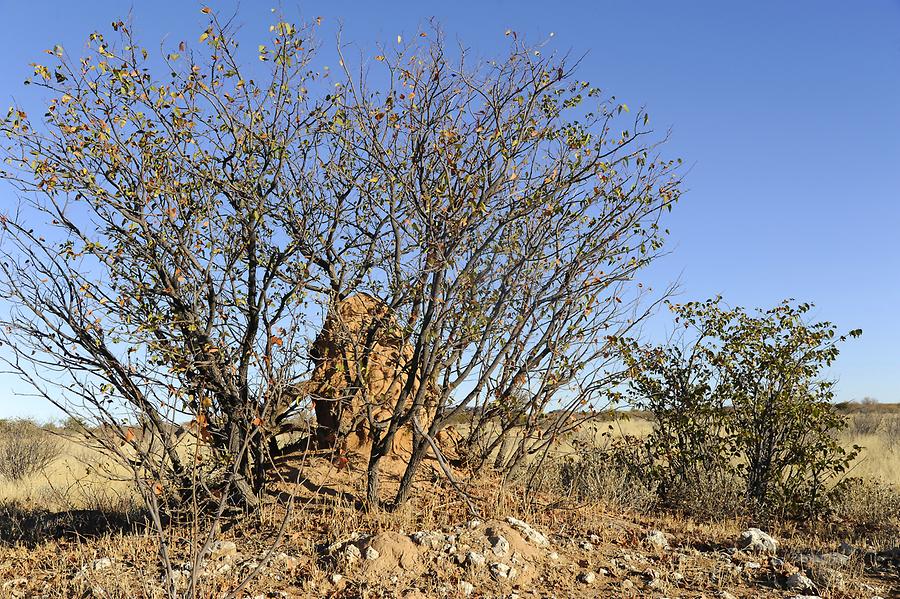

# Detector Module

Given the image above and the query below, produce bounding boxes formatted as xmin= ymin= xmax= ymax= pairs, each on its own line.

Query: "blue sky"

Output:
xmin=0 ymin=1 xmax=898 ymax=419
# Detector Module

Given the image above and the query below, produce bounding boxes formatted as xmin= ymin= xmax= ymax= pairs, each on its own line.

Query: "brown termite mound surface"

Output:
xmin=299 ymin=293 xmax=461 ymax=464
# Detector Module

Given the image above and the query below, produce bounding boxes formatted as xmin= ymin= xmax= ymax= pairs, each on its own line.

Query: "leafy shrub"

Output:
xmin=619 ymin=298 xmax=861 ymax=521
xmin=0 ymin=423 xmax=61 ymax=481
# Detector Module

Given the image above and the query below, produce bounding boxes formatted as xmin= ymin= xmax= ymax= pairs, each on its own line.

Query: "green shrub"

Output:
xmin=619 ymin=298 xmax=860 ymax=521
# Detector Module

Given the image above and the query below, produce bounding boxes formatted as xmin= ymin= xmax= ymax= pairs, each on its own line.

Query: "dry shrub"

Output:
xmin=830 ymin=477 xmax=900 ymax=532
xmin=880 ymin=415 xmax=900 ymax=452
xmin=845 ymin=412 xmax=884 ymax=436
xmin=0 ymin=421 xmax=61 ymax=481
xmin=552 ymin=447 xmax=658 ymax=514
xmin=664 ymin=469 xmax=746 ymax=521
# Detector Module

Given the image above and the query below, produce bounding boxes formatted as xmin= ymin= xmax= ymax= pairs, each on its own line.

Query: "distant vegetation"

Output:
xmin=0 ymin=419 xmax=61 ymax=482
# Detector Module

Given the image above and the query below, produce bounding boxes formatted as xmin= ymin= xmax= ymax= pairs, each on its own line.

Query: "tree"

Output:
xmin=0 ymin=11 xmax=682 ymax=513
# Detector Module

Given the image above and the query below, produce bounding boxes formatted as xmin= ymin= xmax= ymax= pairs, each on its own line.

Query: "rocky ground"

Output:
xmin=297 ymin=518 xmax=896 ymax=598
xmin=2 ymin=505 xmax=897 ymax=598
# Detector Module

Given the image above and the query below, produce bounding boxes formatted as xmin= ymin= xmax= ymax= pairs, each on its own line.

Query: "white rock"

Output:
xmin=645 ymin=530 xmax=669 ymax=550
xmin=341 ymin=544 xmax=362 ymax=564
xmin=466 ymin=551 xmax=486 ymax=568
xmin=365 ymin=546 xmax=380 ymax=561
xmin=273 ymin=552 xmax=300 ymax=569
xmin=330 ymin=573 xmax=343 ymax=584
xmin=506 ymin=517 xmax=550 ymax=547
xmin=745 ymin=561 xmax=761 ymax=569
xmin=738 ymin=528 xmax=778 ymax=554
xmin=548 ymin=551 xmax=560 ymax=560
xmin=458 ymin=581 xmax=475 ymax=596
xmin=815 ymin=566 xmax=847 ymax=591
xmin=489 ymin=562 xmax=515 ymax=579
xmin=491 ymin=535 xmax=511 ymax=556
xmin=91 ymin=557 xmax=113 ymax=570
xmin=785 ymin=572 xmax=816 ymax=592
xmin=578 ymin=571 xmax=596 ymax=584
xmin=799 ymin=552 xmax=850 ymax=568
xmin=411 ymin=531 xmax=445 ymax=550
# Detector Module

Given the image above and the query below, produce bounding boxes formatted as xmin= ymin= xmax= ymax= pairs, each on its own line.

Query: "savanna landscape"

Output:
xmin=0 ymin=3 xmax=897 ymax=599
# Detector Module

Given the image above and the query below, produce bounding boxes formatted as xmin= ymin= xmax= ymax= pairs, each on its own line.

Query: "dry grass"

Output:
xmin=840 ymin=413 xmax=900 ymax=485
xmin=0 ymin=433 xmax=134 ymax=511
xmin=575 ymin=410 xmax=900 ymax=489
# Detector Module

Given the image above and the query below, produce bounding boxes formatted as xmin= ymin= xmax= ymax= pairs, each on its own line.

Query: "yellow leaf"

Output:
xmin=199 ymin=32 xmax=209 ymax=42
xmin=397 ymin=35 xmax=402 ymax=44
xmin=375 ymin=55 xmax=385 ymax=62
xmin=201 ymin=6 xmax=211 ymax=14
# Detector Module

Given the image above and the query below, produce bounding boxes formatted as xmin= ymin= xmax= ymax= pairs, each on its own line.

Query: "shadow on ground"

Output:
xmin=0 ymin=502 xmax=148 ymax=547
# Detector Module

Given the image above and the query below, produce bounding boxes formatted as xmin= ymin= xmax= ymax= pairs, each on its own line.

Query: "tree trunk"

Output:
xmin=366 ymin=453 xmax=382 ymax=509
xmin=224 ymin=419 xmax=262 ymax=510
xmin=393 ymin=436 xmax=428 ymax=507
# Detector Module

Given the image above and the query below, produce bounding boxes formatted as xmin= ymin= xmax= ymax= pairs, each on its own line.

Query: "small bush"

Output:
xmin=845 ymin=412 xmax=883 ymax=436
xmin=830 ymin=477 xmax=900 ymax=531
xmin=664 ymin=467 xmax=747 ymax=521
xmin=553 ymin=440 xmax=659 ymax=514
xmin=0 ymin=424 xmax=61 ymax=481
